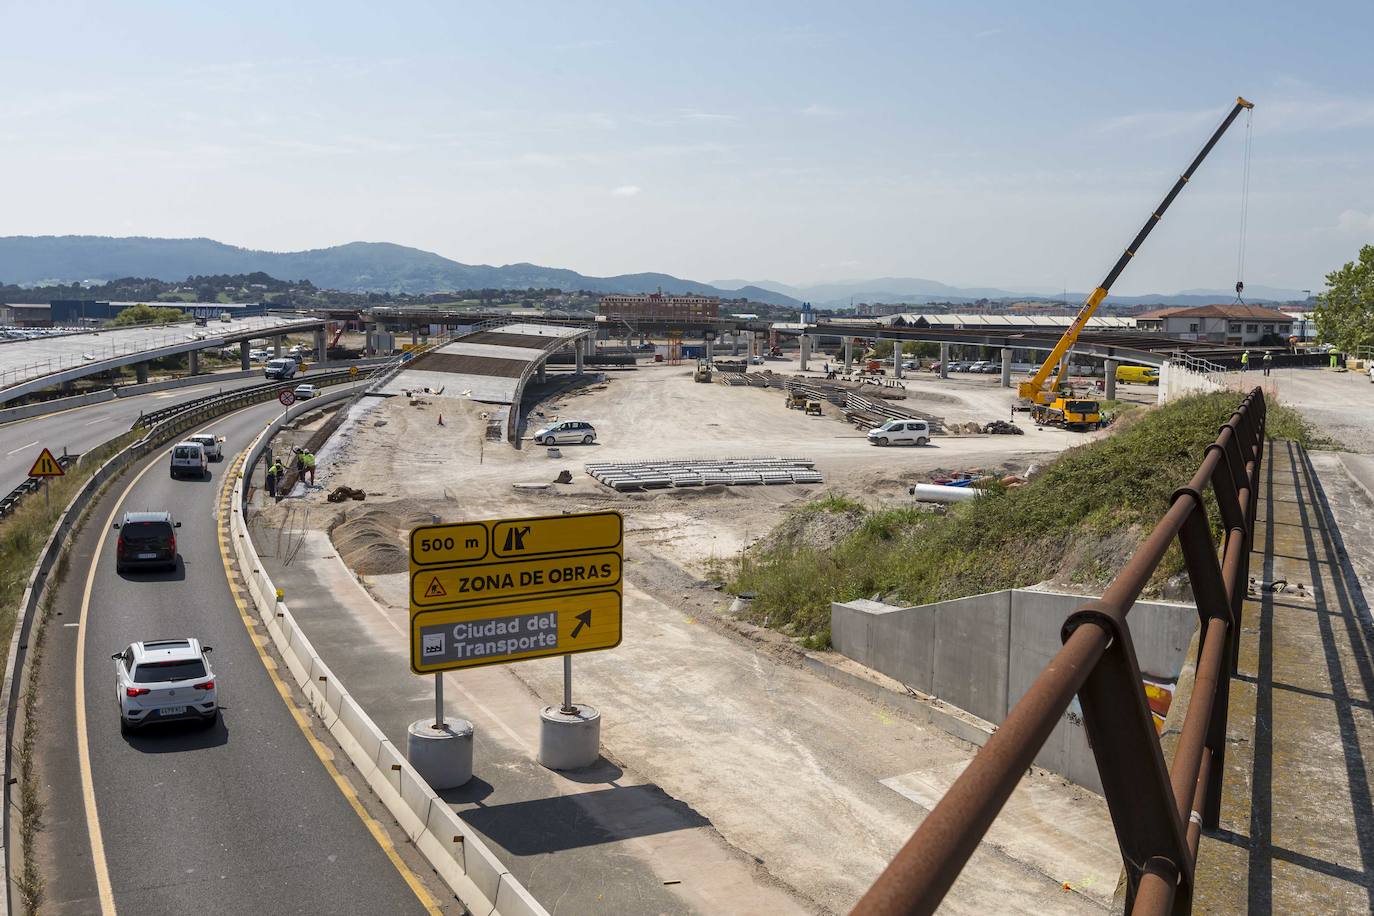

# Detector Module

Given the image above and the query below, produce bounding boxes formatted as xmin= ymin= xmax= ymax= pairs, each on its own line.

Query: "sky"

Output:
xmin=3 ymin=0 xmax=1373 ymax=295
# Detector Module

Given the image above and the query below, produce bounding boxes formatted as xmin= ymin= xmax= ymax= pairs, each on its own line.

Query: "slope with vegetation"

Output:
xmin=726 ymin=391 xmax=1321 ymax=644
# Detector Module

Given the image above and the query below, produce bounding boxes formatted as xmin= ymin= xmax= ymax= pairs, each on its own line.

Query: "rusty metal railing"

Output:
xmin=855 ymin=388 xmax=1267 ymax=916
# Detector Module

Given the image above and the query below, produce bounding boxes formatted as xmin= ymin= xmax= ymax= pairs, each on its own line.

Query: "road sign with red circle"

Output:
xmin=278 ymin=390 xmax=296 ymax=406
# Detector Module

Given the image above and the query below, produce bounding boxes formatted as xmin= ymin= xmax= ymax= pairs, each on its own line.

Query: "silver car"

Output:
xmin=533 ymin=420 xmax=597 ymax=445
xmin=114 ymin=638 xmax=218 ymax=733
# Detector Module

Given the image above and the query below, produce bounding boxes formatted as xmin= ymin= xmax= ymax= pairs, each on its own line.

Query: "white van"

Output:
xmin=264 ymin=357 xmax=298 ymax=380
xmin=169 ymin=441 xmax=209 ymax=479
xmin=867 ymin=419 xmax=930 ymax=447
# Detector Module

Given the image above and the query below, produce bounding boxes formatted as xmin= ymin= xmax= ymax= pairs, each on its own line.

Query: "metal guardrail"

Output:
xmin=129 ymin=367 xmax=358 ymax=430
xmin=854 ymin=388 xmax=1267 ymax=916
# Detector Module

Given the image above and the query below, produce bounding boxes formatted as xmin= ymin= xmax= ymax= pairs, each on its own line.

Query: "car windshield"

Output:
xmin=1067 ymin=401 xmax=1098 ymax=413
xmin=122 ymin=521 xmax=172 ymax=544
xmin=132 ymin=659 xmax=207 ymax=683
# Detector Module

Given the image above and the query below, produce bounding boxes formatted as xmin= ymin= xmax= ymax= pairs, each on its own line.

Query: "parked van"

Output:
xmin=1115 ymin=365 xmax=1160 ymax=385
xmin=169 ymin=441 xmax=209 ymax=479
xmin=867 ymin=419 xmax=930 ymax=446
xmin=264 ymin=357 xmax=298 ymax=380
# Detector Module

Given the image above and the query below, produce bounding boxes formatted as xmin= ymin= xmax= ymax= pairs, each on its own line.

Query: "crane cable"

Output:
xmin=1234 ymin=106 xmax=1254 ymax=304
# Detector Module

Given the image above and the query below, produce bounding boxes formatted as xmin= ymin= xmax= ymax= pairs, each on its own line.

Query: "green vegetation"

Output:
xmin=0 ymin=433 xmax=139 ymax=671
xmin=109 ymin=302 xmax=186 ymax=326
xmin=726 ymin=392 xmax=1324 ymax=642
xmin=1313 ymin=244 xmax=1373 ymax=352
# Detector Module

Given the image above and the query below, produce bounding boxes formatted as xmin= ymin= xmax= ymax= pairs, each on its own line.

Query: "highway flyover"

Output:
xmin=28 ymin=398 xmax=450 ymax=914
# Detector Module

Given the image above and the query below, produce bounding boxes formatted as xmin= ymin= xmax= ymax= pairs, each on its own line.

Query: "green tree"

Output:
xmin=110 ymin=303 xmax=186 ymax=326
xmin=1313 ymin=244 xmax=1374 ymax=352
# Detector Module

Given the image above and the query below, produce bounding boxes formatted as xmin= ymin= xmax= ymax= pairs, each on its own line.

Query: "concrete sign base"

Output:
xmin=538 ymin=704 xmax=601 ymax=770
xmin=406 ymin=718 xmax=474 ymax=789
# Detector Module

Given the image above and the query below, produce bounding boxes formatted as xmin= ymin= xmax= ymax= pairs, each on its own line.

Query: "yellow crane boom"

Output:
xmin=1018 ymin=96 xmax=1254 ymax=405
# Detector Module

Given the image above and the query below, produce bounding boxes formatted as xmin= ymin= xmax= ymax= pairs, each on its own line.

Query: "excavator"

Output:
xmin=1020 ymin=96 xmax=1254 ymax=429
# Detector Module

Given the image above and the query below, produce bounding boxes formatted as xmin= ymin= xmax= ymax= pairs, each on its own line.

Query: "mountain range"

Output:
xmin=0 ymin=236 xmax=1308 ymax=308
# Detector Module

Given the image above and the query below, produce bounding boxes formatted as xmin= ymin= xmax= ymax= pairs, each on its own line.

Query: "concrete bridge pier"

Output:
xmin=1104 ymin=359 xmax=1117 ymax=401
xmin=240 ymin=340 xmax=251 ymax=371
xmin=1001 ymin=348 xmax=1013 ymax=388
xmin=939 ymin=343 xmax=950 ymax=379
xmin=705 ymin=338 xmax=714 ymax=361
xmin=575 ymin=337 xmax=585 ymax=375
xmin=273 ymin=336 xmax=283 ymax=357
xmin=843 ymin=337 xmax=853 ymax=373
xmin=135 ymin=363 xmax=149 ymax=384
xmin=314 ymin=328 xmax=327 ymax=366
xmin=537 ymin=363 xmax=547 ymax=385
xmin=364 ymin=324 xmax=377 ymax=357
xmin=189 ymin=349 xmax=201 ymax=375
xmin=799 ymin=334 xmax=811 ymax=372
xmin=892 ymin=339 xmax=903 ymax=379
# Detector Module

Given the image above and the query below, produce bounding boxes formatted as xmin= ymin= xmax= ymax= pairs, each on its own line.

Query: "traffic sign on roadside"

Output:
xmin=27 ymin=448 xmax=64 ymax=478
xmin=349 ymin=365 xmax=359 ymax=378
xmin=277 ymin=390 xmax=295 ymax=406
xmin=408 ymin=511 xmax=623 ymax=673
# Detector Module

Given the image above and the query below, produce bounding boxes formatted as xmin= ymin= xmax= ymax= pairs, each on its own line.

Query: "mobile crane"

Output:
xmin=1020 ymin=96 xmax=1254 ymax=429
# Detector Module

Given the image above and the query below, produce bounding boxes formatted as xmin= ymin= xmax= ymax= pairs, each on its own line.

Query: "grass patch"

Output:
xmin=727 ymin=391 xmax=1302 ymax=639
xmin=0 ymin=432 xmax=139 ymax=672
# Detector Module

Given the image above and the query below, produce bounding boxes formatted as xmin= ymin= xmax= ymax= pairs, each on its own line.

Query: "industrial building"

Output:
xmin=1134 ymin=304 xmax=1294 ymax=344
xmin=599 ymin=291 xmax=720 ymax=322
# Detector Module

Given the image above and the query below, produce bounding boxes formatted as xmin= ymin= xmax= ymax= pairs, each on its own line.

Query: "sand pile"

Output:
xmin=330 ymin=504 xmax=434 ymax=575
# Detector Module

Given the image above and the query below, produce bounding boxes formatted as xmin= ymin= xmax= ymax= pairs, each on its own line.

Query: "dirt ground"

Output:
xmin=245 ymin=360 xmax=1132 ymax=912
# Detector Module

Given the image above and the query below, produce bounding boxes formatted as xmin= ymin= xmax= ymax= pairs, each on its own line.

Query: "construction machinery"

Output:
xmin=786 ymin=389 xmax=808 ymax=409
xmin=693 ymin=358 xmax=713 ymax=383
xmin=1019 ymin=96 xmax=1254 ymax=428
xmin=804 ymin=400 xmax=824 ymax=416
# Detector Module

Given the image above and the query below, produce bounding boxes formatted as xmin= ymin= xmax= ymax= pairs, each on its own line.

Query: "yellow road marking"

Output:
xmin=214 ymin=454 xmax=442 ymax=914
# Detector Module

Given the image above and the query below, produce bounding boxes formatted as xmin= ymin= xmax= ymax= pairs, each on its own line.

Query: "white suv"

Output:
xmin=169 ymin=441 xmax=208 ymax=479
xmin=533 ymin=420 xmax=597 ymax=445
xmin=867 ymin=419 xmax=931 ymax=446
xmin=185 ymin=433 xmax=223 ymax=462
xmin=114 ymin=638 xmax=218 ymax=733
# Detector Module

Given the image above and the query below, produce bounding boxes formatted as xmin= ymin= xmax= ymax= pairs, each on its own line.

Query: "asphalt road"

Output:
xmin=0 ymin=374 xmax=270 ymax=497
xmin=32 ymin=400 xmax=436 ymax=915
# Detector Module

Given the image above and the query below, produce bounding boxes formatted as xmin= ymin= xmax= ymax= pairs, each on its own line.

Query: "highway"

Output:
xmin=0 ymin=374 xmax=269 ymax=498
xmin=30 ymin=399 xmax=443 ymax=915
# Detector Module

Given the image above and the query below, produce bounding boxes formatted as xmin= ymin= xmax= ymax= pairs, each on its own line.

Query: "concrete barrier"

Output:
xmin=0 ymin=387 xmax=116 ymax=424
xmin=832 ymin=588 xmax=1196 ymax=792
xmin=229 ymin=368 xmax=545 ymax=916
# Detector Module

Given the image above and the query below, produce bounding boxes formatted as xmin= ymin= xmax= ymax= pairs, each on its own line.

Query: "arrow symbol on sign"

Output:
xmin=571 ymin=610 xmax=592 ymax=638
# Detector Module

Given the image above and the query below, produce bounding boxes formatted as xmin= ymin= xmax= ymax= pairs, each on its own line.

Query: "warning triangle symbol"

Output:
xmin=28 ymin=448 xmax=64 ymax=478
xmin=424 ymin=577 xmax=448 ymax=599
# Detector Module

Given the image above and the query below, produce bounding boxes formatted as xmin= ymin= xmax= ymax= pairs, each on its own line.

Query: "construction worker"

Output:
xmin=1240 ymin=350 xmax=1250 ymax=371
xmin=1330 ymin=350 xmax=1340 ymax=369
xmin=301 ymin=448 xmax=317 ymax=486
xmin=265 ymin=459 xmax=284 ymax=499
xmin=1262 ymin=351 xmax=1273 ymax=376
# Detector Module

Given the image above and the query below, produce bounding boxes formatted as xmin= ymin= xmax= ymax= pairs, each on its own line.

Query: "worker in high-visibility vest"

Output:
xmin=1241 ymin=350 xmax=1250 ymax=371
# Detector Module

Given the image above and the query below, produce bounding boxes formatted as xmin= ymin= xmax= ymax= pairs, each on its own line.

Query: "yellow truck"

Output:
xmin=1115 ymin=365 xmax=1160 ymax=385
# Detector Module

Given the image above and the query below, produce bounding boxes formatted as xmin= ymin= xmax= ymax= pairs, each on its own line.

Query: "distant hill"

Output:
xmin=0 ymin=236 xmax=803 ymax=306
xmin=712 ymin=275 xmax=1309 ymax=308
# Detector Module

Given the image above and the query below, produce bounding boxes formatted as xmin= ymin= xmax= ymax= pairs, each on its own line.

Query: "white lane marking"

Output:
xmin=64 ymin=623 xmax=80 ymax=628
xmin=6 ymin=440 xmax=38 ymax=455
xmin=83 ymin=417 xmax=109 ymax=427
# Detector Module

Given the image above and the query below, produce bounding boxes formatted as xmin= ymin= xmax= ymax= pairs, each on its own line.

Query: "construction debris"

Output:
xmin=326 ymin=485 xmax=367 ymax=503
xmin=554 ymin=469 xmax=573 ymax=484
xmin=586 ymin=457 xmax=822 ymax=491
xmin=983 ymin=420 xmax=1024 ymax=435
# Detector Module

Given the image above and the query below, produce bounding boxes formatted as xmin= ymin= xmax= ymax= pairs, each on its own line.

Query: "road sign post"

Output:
xmin=28 ymin=447 xmax=65 ymax=512
xmin=409 ymin=510 xmax=623 ymax=772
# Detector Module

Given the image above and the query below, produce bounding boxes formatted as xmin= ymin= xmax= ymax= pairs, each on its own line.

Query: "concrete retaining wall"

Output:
xmin=832 ymin=588 xmax=1197 ymax=792
xmin=0 ymin=388 xmax=116 ymax=423
xmin=231 ymin=376 xmax=544 ymax=916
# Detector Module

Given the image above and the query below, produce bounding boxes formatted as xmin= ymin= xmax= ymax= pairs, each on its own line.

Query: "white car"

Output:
xmin=169 ymin=441 xmax=209 ymax=479
xmin=114 ymin=638 xmax=218 ymax=733
xmin=293 ymin=383 xmax=318 ymax=399
xmin=185 ymin=433 xmax=224 ymax=462
xmin=867 ymin=419 xmax=931 ymax=446
xmin=533 ymin=420 xmax=597 ymax=445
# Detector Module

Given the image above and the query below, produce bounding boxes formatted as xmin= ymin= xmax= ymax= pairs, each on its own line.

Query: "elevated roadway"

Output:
xmin=0 ymin=314 xmax=325 ymax=406
xmin=30 ymin=398 xmax=445 ymax=914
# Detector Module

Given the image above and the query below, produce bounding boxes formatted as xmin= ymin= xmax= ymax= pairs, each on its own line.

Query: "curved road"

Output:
xmin=32 ymin=399 xmax=441 ymax=914
xmin=0 ymin=374 xmax=269 ymax=496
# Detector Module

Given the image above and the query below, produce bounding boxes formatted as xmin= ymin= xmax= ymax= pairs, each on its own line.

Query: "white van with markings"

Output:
xmin=169 ymin=441 xmax=209 ymax=479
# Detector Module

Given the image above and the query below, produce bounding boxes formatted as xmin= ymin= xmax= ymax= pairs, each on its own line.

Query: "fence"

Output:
xmin=854 ymin=388 xmax=1266 ymax=916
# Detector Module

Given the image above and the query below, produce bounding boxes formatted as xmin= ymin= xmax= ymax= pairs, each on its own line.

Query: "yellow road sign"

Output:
xmin=410 ymin=590 xmax=621 ymax=673
xmin=408 ymin=510 xmax=624 ymax=674
xmin=28 ymin=448 xmax=64 ymax=478
xmin=349 ymin=365 xmax=359 ymax=377
xmin=410 ymin=552 xmax=621 ymax=609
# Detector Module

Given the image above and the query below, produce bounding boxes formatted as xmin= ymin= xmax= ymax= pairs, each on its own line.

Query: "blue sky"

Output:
xmin=4 ymin=0 xmax=1372 ymax=294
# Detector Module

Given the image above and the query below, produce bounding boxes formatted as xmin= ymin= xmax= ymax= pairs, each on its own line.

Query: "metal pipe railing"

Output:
xmin=854 ymin=388 xmax=1266 ymax=916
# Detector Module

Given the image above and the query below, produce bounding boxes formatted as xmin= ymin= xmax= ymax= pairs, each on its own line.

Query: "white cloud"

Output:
xmin=610 ymin=185 xmax=642 ymax=197
xmin=1334 ymin=209 xmax=1374 ymax=235
xmin=800 ymin=103 xmax=840 ymax=118
xmin=678 ymin=108 xmax=740 ymax=122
